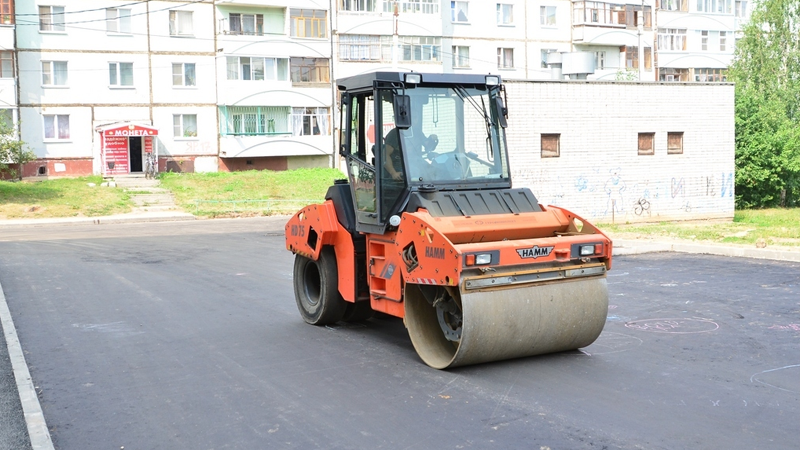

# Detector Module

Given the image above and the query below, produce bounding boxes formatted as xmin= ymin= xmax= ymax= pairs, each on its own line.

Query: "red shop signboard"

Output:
xmin=101 ymin=124 xmax=158 ymax=175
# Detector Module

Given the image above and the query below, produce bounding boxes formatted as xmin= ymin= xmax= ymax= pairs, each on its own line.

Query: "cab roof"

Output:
xmin=336 ymin=72 xmax=501 ymax=92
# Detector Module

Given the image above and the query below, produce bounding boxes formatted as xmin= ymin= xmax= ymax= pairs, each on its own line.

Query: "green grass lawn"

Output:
xmin=158 ymin=168 xmax=346 ymax=217
xmin=0 ymin=176 xmax=132 ymax=219
xmin=601 ymin=208 xmax=800 ymax=248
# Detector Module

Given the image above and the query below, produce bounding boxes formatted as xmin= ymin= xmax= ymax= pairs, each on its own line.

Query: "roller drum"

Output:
xmin=405 ymin=277 xmax=608 ymax=369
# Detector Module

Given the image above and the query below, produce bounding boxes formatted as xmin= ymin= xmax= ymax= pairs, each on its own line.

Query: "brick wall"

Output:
xmin=504 ymin=80 xmax=735 ymax=224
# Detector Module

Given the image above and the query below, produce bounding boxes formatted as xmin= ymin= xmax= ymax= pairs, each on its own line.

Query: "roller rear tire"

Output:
xmin=293 ymin=247 xmax=346 ymax=325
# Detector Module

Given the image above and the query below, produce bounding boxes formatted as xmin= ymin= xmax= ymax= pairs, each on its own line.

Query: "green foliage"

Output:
xmin=729 ymin=0 xmax=800 ymax=207
xmin=0 ymin=176 xmax=133 ymax=219
xmin=0 ymin=120 xmax=36 ymax=181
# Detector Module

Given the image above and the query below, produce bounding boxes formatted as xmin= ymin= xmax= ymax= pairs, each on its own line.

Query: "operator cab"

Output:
xmin=338 ymin=72 xmax=513 ymax=235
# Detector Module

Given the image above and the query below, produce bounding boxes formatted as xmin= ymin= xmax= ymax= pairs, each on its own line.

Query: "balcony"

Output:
xmin=573 ymin=1 xmax=653 ymax=46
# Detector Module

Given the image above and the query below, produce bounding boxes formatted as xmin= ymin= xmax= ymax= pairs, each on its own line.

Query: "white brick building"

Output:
xmin=505 ymin=80 xmax=735 ymax=223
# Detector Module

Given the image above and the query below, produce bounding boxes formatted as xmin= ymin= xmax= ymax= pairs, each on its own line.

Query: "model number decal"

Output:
xmin=290 ymin=224 xmax=305 ymax=237
xmin=516 ymin=245 xmax=554 ymax=259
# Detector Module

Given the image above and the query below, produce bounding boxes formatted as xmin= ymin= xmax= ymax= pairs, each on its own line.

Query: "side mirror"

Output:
xmin=393 ymin=95 xmax=412 ymax=129
xmin=495 ymin=97 xmax=508 ymax=128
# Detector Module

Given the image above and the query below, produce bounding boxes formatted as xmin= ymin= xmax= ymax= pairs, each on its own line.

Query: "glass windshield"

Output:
xmin=393 ymin=86 xmax=509 ymax=185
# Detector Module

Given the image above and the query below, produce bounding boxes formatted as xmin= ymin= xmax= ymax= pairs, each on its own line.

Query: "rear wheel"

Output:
xmin=293 ymin=247 xmax=346 ymax=325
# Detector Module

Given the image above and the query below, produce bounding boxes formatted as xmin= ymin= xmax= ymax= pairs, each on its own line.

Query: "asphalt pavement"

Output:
xmin=0 ymin=214 xmax=798 ymax=449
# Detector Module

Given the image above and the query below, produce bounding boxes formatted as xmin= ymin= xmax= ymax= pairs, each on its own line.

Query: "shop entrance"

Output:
xmin=129 ymin=137 xmax=143 ymax=172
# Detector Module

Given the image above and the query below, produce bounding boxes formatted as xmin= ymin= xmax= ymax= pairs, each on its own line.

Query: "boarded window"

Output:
xmin=541 ymin=134 xmax=560 ymax=158
xmin=638 ymin=132 xmax=654 ymax=155
xmin=667 ymin=132 xmax=684 ymax=154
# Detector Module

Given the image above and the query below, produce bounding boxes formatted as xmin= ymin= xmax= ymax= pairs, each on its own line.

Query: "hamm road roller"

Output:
xmin=285 ymin=72 xmax=612 ymax=369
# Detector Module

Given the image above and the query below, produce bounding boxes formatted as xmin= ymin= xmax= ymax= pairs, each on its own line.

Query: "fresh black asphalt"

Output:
xmin=0 ymin=218 xmax=797 ymax=449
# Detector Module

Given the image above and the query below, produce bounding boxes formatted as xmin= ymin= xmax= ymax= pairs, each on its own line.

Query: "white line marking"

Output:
xmin=0 ymin=281 xmax=55 ymax=450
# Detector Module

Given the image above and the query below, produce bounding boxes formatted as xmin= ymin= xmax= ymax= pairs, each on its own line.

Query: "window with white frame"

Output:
xmin=220 ymin=106 xmax=289 ymax=136
xmin=734 ymin=0 xmax=748 ymax=17
xmin=172 ymin=63 xmax=196 ymax=86
xmin=497 ymin=48 xmax=514 ymax=69
xmin=0 ymin=109 xmax=12 ymax=128
xmin=594 ymin=51 xmax=606 ymax=70
xmin=451 ymin=1 xmax=469 ymax=22
xmin=339 ymin=35 xmax=384 ymax=61
xmin=39 ymin=5 xmax=65 ymax=32
xmin=106 ymin=8 xmax=131 ymax=34
xmin=383 ymin=0 xmax=439 ymax=14
xmin=720 ymin=31 xmax=727 ymax=51
xmin=109 ymin=62 xmax=133 ymax=86
xmin=452 ymin=46 xmax=470 ymax=68
xmin=173 ymin=114 xmax=197 ymax=138
xmin=0 ymin=51 xmax=13 ymax=78
xmin=44 ymin=114 xmax=70 ymax=140
xmin=540 ymin=6 xmax=556 ymax=26
xmin=400 ymin=36 xmax=440 ymax=61
xmin=496 ymin=4 xmax=513 ymax=25
xmin=541 ymin=49 xmax=556 ymax=68
xmin=660 ymin=0 xmax=687 ymax=11
xmin=694 ymin=68 xmax=727 ymax=82
xmin=290 ymin=9 xmax=327 ymax=38
xmin=696 ymin=0 xmax=731 ymax=13
xmin=292 ymin=107 xmax=330 ymax=136
xmin=701 ymin=30 xmax=709 ymax=50
xmin=42 ymin=61 xmax=68 ymax=86
xmin=341 ymin=0 xmax=378 ymax=12
xmin=658 ymin=28 xmax=687 ymax=51
xmin=229 ymin=13 xmax=263 ymax=35
xmin=290 ymin=58 xmax=329 ymax=83
xmin=169 ymin=10 xmax=193 ymax=36
xmin=226 ymin=56 xmax=289 ymax=81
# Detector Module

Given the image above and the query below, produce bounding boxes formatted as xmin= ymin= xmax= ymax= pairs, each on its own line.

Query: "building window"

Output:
xmin=595 ymin=51 xmax=606 ymax=69
xmin=497 ymin=4 xmax=513 ymax=25
xmin=292 ymin=107 xmax=330 ymax=136
xmin=659 ymin=67 xmax=690 ymax=81
xmin=341 ymin=0 xmax=378 ymax=12
xmin=169 ymin=10 xmax=193 ymax=36
xmin=339 ymin=35 xmax=383 ymax=61
xmin=383 ymin=0 xmax=439 ymax=14
xmin=0 ymin=51 xmax=13 ymax=78
xmin=220 ymin=106 xmax=290 ymax=136
xmin=39 ymin=5 xmax=65 ymax=32
xmin=0 ymin=0 xmax=14 ymax=25
xmin=109 ymin=62 xmax=133 ymax=86
xmin=452 ymin=46 xmax=470 ymax=68
xmin=625 ymin=46 xmax=652 ymax=70
xmin=541 ymin=49 xmax=556 ymax=68
xmin=106 ymin=8 xmax=131 ymax=34
xmin=226 ymin=57 xmax=289 ymax=81
xmin=290 ymin=9 xmax=327 ymax=38
xmin=659 ymin=0 xmax=687 ymax=10
xmin=541 ymin=134 xmax=560 ymax=158
xmin=720 ymin=31 xmax=727 ymax=51
xmin=42 ymin=61 xmax=68 ymax=86
xmin=735 ymin=0 xmax=748 ymax=17
xmin=497 ymin=48 xmax=514 ymax=69
xmin=172 ymin=63 xmax=196 ymax=86
xmin=451 ymin=1 xmax=469 ymax=22
xmin=290 ymin=58 xmax=329 ymax=83
xmin=400 ymin=36 xmax=440 ymax=61
xmin=0 ymin=109 xmax=12 ymax=128
xmin=658 ymin=28 xmax=687 ymax=51
xmin=540 ymin=6 xmax=556 ymax=26
xmin=667 ymin=132 xmax=684 ymax=154
xmin=229 ymin=13 xmax=263 ymax=36
xmin=44 ymin=114 xmax=70 ymax=140
xmin=573 ymin=2 xmax=651 ymax=28
xmin=694 ymin=68 xmax=727 ymax=82
xmin=696 ymin=0 xmax=732 ymax=14
xmin=701 ymin=30 xmax=708 ymax=50
xmin=638 ymin=133 xmax=654 ymax=155
xmin=173 ymin=114 xmax=197 ymax=138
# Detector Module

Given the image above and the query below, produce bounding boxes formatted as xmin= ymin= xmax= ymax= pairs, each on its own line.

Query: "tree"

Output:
xmin=0 ymin=119 xmax=36 ymax=181
xmin=729 ymin=0 xmax=800 ymax=207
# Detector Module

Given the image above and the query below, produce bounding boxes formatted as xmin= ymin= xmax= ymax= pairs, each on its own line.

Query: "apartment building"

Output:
xmin=10 ymin=0 xmax=747 ymax=178
xmin=215 ymin=0 xmax=334 ymax=171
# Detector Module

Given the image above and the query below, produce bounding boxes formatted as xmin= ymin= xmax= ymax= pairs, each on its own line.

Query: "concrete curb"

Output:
xmin=0 ymin=283 xmax=55 ymax=450
xmin=0 ymin=211 xmax=196 ymax=227
xmin=613 ymin=239 xmax=800 ymax=263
